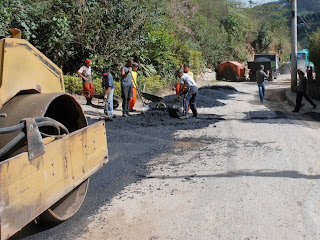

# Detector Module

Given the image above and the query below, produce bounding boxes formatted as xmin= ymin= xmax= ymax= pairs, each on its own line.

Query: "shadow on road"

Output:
xmin=143 ymin=169 xmax=320 ymax=180
xmin=248 ymin=84 xmax=320 ymax=125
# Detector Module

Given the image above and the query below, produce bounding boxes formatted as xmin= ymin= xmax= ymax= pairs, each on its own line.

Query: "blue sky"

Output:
xmin=238 ymin=0 xmax=277 ymax=7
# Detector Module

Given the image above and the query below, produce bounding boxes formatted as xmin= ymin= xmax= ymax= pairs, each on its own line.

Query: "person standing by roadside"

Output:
xmin=102 ymin=67 xmax=115 ymax=121
xmin=78 ymin=59 xmax=95 ymax=105
xmin=307 ymin=66 xmax=314 ymax=81
xmin=176 ymin=69 xmax=198 ymax=119
xmin=184 ymin=63 xmax=194 ymax=78
xmin=292 ymin=69 xmax=317 ymax=112
xmin=121 ymin=58 xmax=133 ymax=117
xmin=129 ymin=62 xmax=139 ymax=112
xmin=256 ymin=65 xmax=269 ymax=102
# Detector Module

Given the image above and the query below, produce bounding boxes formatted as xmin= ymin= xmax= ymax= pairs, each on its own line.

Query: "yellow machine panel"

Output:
xmin=0 ymin=121 xmax=108 ymax=239
xmin=0 ymin=38 xmax=64 ymax=108
xmin=0 ymin=30 xmax=108 ymax=239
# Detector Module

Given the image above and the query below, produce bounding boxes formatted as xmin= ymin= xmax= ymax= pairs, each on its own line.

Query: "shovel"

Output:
xmin=167 ymin=95 xmax=184 ymax=118
xmin=136 ymin=88 xmax=150 ymax=111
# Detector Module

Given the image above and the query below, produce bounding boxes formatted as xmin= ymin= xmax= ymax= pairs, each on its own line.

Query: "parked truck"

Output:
xmin=216 ymin=61 xmax=246 ymax=82
xmin=0 ymin=29 xmax=108 ymax=239
xmin=247 ymin=54 xmax=279 ymax=81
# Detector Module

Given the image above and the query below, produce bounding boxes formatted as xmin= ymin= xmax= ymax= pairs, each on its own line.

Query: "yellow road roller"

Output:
xmin=0 ymin=29 xmax=108 ymax=239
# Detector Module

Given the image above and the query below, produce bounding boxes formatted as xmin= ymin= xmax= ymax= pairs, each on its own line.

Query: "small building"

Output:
xmin=217 ymin=61 xmax=246 ymax=82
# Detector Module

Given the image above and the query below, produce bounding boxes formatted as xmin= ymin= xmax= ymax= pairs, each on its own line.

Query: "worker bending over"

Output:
xmin=176 ymin=69 xmax=198 ymax=119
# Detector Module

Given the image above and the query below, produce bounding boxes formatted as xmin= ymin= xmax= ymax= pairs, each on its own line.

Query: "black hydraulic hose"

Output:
xmin=36 ymin=121 xmax=61 ymax=135
xmin=0 ymin=132 xmax=26 ymax=158
xmin=34 ymin=117 xmax=69 ymax=134
xmin=0 ymin=123 xmax=25 ymax=134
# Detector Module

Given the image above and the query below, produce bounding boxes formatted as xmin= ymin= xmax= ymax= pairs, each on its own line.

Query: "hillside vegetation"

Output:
xmin=1 ymin=0 xmax=319 ymax=92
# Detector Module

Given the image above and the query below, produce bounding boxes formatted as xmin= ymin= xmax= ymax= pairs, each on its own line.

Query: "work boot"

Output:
xmin=313 ymin=104 xmax=317 ymax=109
xmin=179 ymin=115 xmax=189 ymax=119
xmin=86 ymin=97 xmax=91 ymax=105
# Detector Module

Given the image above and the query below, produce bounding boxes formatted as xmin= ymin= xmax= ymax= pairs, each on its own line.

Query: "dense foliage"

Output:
xmin=1 ymin=0 xmax=319 ymax=94
xmin=308 ymin=29 xmax=320 ymax=80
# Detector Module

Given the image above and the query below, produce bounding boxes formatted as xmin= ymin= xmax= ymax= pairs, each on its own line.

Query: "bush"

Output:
xmin=114 ymin=81 xmax=122 ymax=99
xmin=64 ymin=75 xmax=82 ymax=95
xmin=309 ymin=30 xmax=320 ymax=81
xmin=93 ymin=77 xmax=103 ymax=95
xmin=64 ymin=75 xmax=104 ymax=96
xmin=189 ymin=51 xmax=202 ymax=76
xmin=138 ymin=75 xmax=166 ymax=95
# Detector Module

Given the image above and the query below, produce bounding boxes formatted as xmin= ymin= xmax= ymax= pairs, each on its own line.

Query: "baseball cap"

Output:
xmin=102 ymin=67 xmax=109 ymax=75
xmin=85 ymin=59 xmax=91 ymax=64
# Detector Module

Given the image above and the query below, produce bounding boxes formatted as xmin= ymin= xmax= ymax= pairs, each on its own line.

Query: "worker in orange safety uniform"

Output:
xmin=78 ymin=59 xmax=95 ymax=105
xmin=129 ymin=62 xmax=139 ymax=111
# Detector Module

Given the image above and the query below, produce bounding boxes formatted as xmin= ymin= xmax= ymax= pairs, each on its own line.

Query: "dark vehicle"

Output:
xmin=247 ymin=54 xmax=279 ymax=81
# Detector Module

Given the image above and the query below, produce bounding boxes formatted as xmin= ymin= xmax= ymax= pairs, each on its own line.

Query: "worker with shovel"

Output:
xmin=176 ymin=69 xmax=198 ymax=119
xmin=121 ymin=59 xmax=133 ymax=117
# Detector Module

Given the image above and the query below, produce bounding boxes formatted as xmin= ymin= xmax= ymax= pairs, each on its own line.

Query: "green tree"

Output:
xmin=309 ymin=29 xmax=320 ymax=81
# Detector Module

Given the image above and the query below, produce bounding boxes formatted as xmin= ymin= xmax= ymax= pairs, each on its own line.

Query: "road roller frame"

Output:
xmin=0 ymin=30 xmax=108 ymax=239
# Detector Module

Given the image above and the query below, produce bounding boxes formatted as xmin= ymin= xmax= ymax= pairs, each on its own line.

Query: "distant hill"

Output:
xmin=297 ymin=0 xmax=320 ymax=13
xmin=259 ymin=0 xmax=320 ymax=48
xmin=272 ymin=0 xmax=320 ymax=13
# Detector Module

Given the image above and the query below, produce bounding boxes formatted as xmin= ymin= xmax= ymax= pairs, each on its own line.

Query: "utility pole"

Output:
xmin=290 ymin=0 xmax=298 ymax=92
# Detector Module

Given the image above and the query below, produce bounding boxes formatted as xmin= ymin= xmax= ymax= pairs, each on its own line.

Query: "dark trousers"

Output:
xmin=184 ymin=86 xmax=198 ymax=116
xmin=121 ymin=85 xmax=133 ymax=114
xmin=294 ymin=91 xmax=316 ymax=111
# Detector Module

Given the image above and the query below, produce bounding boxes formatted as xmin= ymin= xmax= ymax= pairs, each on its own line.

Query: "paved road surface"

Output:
xmin=15 ymin=75 xmax=320 ymax=240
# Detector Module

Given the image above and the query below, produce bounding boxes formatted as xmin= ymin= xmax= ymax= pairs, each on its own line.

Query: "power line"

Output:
xmin=297 ymin=12 xmax=312 ymax=30
xmin=303 ymin=0 xmax=320 ymax=22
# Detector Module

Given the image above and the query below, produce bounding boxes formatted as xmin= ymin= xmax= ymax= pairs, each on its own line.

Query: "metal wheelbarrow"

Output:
xmin=93 ymin=93 xmax=120 ymax=109
xmin=140 ymin=91 xmax=166 ymax=109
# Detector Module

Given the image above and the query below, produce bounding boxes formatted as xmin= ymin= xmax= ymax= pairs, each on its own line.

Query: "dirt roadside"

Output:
xmin=76 ymin=75 xmax=320 ymax=240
